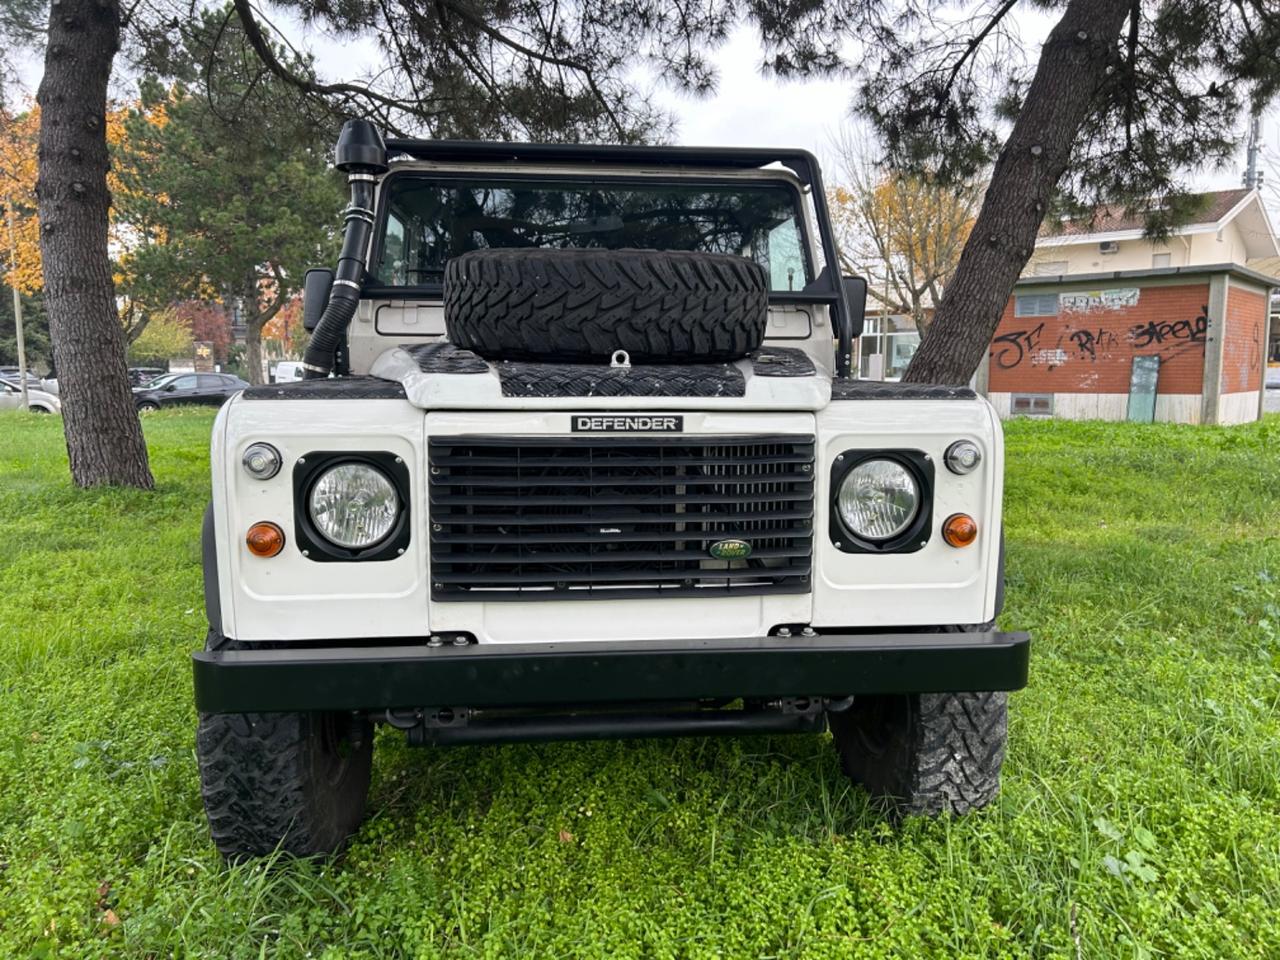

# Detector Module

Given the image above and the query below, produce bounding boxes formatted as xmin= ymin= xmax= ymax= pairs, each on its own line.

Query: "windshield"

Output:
xmin=373 ymin=176 xmax=811 ymax=293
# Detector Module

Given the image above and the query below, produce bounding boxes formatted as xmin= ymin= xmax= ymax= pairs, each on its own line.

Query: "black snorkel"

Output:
xmin=302 ymin=120 xmax=388 ymax=379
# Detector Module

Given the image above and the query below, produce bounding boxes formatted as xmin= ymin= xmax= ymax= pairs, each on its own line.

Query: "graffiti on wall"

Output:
xmin=1067 ymin=327 xmax=1120 ymax=360
xmin=1128 ymin=310 xmax=1208 ymax=349
xmin=1059 ymin=288 xmax=1140 ymax=312
xmin=991 ymin=323 xmax=1044 ymax=369
xmin=991 ymin=304 xmax=1210 ymax=369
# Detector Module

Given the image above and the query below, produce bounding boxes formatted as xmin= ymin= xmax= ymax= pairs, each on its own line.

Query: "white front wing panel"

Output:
xmin=212 ymin=396 xmax=430 ymax=642
xmin=812 ymin=398 xmax=1004 ymax=628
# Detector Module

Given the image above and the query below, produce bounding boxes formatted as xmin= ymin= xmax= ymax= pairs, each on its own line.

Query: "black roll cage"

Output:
xmin=381 ymin=138 xmax=859 ymax=379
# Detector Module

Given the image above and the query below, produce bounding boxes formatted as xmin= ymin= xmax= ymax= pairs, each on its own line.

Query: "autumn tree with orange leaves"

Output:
xmin=1 ymin=101 xmax=166 ymax=340
xmin=829 ymin=129 xmax=980 ymax=339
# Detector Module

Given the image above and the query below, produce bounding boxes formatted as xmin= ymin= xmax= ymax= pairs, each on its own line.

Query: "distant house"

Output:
xmin=978 ymin=189 xmax=1279 ymax=424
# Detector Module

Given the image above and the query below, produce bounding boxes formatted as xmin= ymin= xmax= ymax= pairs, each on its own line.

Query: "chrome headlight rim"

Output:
xmin=292 ymin=451 xmax=411 ymax=562
xmin=829 ymin=449 xmax=934 ymax=555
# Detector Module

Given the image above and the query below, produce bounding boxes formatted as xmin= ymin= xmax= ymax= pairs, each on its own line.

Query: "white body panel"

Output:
xmin=212 ymin=397 xmax=431 ymax=641
xmin=812 ymin=398 xmax=1003 ymax=627
xmin=213 ymin=392 xmax=1004 ymax=643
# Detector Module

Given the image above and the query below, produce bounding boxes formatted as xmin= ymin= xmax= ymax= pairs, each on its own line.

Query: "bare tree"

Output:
xmin=829 ymin=127 xmax=979 ymax=339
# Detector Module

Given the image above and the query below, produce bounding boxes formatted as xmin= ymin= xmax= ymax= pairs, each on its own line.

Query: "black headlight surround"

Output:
xmin=829 ymin=449 xmax=934 ymax=554
xmin=292 ymin=451 xmax=411 ymax=562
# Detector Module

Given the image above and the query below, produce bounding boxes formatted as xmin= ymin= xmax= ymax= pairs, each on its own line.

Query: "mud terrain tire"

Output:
xmin=829 ymin=690 xmax=1008 ymax=816
xmin=443 ymin=248 xmax=769 ymax=363
xmin=196 ymin=637 xmax=372 ymax=859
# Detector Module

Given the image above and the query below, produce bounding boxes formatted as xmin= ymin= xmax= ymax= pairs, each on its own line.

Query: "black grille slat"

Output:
xmin=432 ymin=545 xmax=812 ymax=564
xmin=434 ymin=564 xmax=812 ymax=586
xmin=430 ymin=491 xmax=814 ymax=507
xmin=429 ymin=511 xmax=815 ymax=531
xmin=430 ymin=472 xmax=814 ymax=488
xmin=428 ymin=434 xmax=814 ymax=602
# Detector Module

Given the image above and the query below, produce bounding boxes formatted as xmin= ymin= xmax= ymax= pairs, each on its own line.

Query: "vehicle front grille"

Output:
xmin=428 ymin=434 xmax=814 ymax=601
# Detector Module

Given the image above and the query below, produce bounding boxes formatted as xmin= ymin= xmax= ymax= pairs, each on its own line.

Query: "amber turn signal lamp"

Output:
xmin=942 ymin=513 xmax=978 ymax=548
xmin=246 ymin=521 xmax=285 ymax=557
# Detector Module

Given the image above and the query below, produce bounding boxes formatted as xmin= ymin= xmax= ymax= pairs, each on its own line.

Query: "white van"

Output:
xmin=272 ymin=361 xmax=306 ymax=383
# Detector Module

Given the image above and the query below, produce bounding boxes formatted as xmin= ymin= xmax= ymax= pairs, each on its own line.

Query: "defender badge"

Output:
xmin=709 ymin=538 xmax=752 ymax=560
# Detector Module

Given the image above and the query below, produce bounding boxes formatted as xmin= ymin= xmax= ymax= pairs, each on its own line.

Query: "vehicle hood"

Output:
xmin=369 ymin=342 xmax=833 ymax=412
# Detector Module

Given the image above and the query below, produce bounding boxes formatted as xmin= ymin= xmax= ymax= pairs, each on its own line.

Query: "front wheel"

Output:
xmin=197 ymin=710 xmax=373 ymax=859
xmin=195 ymin=632 xmax=373 ymax=859
xmin=828 ymin=690 xmax=1008 ymax=816
xmin=137 ymin=400 xmax=159 ymax=413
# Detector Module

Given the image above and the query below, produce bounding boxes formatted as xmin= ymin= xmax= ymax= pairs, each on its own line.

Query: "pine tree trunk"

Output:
xmin=244 ymin=317 xmax=265 ymax=385
xmin=902 ymin=0 xmax=1131 ymax=385
xmin=243 ymin=275 xmax=266 ymax=385
xmin=36 ymin=0 xmax=153 ymax=488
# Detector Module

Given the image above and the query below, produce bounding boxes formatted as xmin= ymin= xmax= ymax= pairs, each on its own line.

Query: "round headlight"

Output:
xmin=308 ymin=462 xmax=399 ymax=548
xmin=242 ymin=442 xmax=281 ymax=480
xmin=944 ymin=440 xmax=982 ymax=475
xmin=836 ymin=459 xmax=920 ymax=542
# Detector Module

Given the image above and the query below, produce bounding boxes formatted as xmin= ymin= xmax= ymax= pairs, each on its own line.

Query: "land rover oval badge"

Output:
xmin=709 ymin=538 xmax=752 ymax=560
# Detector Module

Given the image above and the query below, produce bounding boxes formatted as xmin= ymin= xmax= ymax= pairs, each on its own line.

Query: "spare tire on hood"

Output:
xmin=442 ymin=248 xmax=769 ymax=364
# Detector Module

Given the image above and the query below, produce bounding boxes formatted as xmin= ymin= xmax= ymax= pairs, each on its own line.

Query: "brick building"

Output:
xmin=976 ymin=189 xmax=1278 ymax=424
xmin=977 ymin=264 xmax=1274 ymax=424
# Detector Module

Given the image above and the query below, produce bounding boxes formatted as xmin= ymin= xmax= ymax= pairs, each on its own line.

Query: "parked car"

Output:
xmin=1266 ymin=365 xmax=1280 ymax=390
xmin=128 ymin=366 xmax=167 ymax=387
xmin=190 ymin=121 xmax=1031 ymax=860
xmin=0 ymin=380 xmax=61 ymax=414
xmin=133 ymin=372 xmax=248 ymax=411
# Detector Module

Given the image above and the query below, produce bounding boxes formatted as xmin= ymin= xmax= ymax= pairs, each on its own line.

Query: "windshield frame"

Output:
xmin=362 ymin=170 xmax=817 ymax=301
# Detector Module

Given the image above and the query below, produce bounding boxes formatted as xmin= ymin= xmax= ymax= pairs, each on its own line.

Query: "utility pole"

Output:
xmin=4 ymin=198 xmax=28 ymax=411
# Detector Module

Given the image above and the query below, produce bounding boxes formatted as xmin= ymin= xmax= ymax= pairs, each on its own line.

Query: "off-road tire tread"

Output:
xmin=443 ymin=248 xmax=769 ymax=363
xmin=196 ymin=635 xmax=372 ymax=859
xmin=830 ymin=691 xmax=1008 ymax=816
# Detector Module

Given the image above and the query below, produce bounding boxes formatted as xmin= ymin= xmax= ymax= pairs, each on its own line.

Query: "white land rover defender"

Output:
xmin=193 ymin=121 xmax=1029 ymax=859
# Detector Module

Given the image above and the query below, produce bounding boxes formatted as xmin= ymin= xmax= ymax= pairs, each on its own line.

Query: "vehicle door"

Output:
xmin=159 ymin=374 xmax=200 ymax=406
xmin=196 ymin=374 xmax=234 ymax=406
xmin=0 ymin=383 xmax=20 ymax=411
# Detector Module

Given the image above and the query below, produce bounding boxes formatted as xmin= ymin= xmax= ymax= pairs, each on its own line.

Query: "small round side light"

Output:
xmin=942 ymin=513 xmax=978 ymax=548
xmin=242 ymin=442 xmax=282 ymax=480
xmin=246 ymin=521 xmax=286 ymax=557
xmin=944 ymin=440 xmax=982 ymax=475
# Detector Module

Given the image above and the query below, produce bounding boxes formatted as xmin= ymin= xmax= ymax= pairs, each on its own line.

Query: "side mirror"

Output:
xmin=163 ymin=384 xmax=177 ymax=392
xmin=842 ymin=276 xmax=867 ymax=339
xmin=302 ymin=268 xmax=334 ymax=332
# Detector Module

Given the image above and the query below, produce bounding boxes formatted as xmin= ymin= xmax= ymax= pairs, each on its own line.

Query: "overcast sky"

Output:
xmin=9 ymin=10 xmax=1277 ymax=200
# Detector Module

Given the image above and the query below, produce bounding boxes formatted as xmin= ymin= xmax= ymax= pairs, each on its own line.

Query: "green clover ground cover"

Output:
xmin=1 ymin=408 xmax=1278 ymax=958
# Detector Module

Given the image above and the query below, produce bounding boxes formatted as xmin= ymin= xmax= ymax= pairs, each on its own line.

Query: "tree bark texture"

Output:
xmin=902 ymin=0 xmax=1131 ymax=385
xmin=36 ymin=0 xmax=154 ymax=488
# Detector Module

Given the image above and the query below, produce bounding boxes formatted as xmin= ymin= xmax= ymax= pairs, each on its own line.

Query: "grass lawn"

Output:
xmin=1 ymin=408 xmax=1279 ymax=958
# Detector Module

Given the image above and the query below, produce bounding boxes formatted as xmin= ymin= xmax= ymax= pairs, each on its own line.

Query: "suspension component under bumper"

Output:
xmin=192 ymin=631 xmax=1030 ymax=714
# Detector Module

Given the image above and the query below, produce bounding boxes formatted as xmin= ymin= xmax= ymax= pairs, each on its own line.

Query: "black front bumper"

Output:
xmin=192 ymin=631 xmax=1030 ymax=714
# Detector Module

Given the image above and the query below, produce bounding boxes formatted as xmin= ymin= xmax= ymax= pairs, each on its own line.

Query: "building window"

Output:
xmin=1011 ymin=393 xmax=1054 ymax=416
xmin=1152 ymin=252 xmax=1171 ymax=268
xmin=1033 ymin=260 xmax=1068 ymax=276
xmin=858 ymin=314 xmax=921 ymax=381
xmin=1014 ymin=294 xmax=1059 ymax=318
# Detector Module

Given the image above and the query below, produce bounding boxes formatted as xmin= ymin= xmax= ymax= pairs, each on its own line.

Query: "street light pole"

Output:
xmin=4 ymin=198 xmax=28 ymax=411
